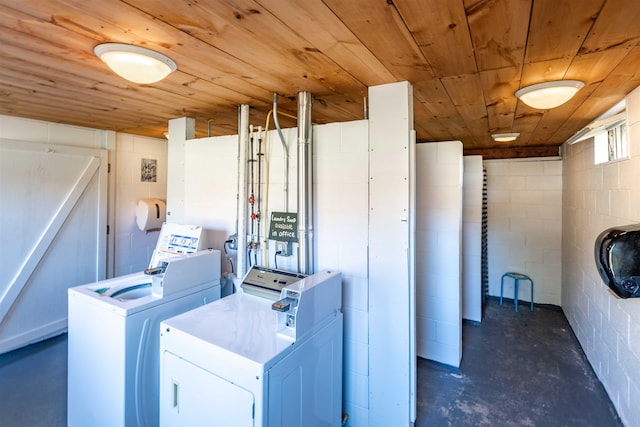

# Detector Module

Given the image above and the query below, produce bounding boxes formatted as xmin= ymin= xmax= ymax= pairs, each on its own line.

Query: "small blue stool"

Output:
xmin=500 ymin=272 xmax=534 ymax=312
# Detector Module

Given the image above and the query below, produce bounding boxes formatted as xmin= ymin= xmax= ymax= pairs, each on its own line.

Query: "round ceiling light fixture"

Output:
xmin=94 ymin=43 xmax=177 ymax=84
xmin=491 ymin=133 xmax=520 ymax=142
xmin=515 ymin=80 xmax=584 ymax=109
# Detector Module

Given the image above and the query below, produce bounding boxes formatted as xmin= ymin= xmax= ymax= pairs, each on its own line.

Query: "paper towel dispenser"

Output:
xmin=136 ymin=199 xmax=166 ymax=231
xmin=595 ymin=224 xmax=640 ymax=298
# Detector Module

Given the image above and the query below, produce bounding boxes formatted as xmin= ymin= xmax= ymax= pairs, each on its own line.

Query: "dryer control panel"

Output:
xmin=273 ymin=270 xmax=342 ymax=341
xmin=240 ymin=267 xmax=307 ymax=300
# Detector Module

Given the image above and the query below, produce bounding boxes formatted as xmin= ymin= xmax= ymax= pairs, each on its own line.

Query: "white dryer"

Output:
xmin=159 ymin=268 xmax=344 ymax=427
xmin=67 ymin=223 xmax=222 ymax=427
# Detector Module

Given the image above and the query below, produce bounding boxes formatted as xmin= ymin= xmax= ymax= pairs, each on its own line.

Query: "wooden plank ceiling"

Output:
xmin=1 ymin=0 xmax=640 ymax=158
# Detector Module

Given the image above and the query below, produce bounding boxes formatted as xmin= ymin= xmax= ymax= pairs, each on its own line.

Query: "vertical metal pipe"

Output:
xmin=273 ymin=93 xmax=290 ymax=212
xmin=297 ymin=91 xmax=314 ymax=274
xmin=236 ymin=105 xmax=250 ymax=279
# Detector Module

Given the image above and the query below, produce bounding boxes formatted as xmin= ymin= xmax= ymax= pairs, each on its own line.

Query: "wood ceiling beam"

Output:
xmin=462 ymin=145 xmax=560 ymax=160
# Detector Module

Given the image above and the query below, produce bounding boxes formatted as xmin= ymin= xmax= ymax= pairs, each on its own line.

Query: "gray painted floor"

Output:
xmin=0 ymin=334 xmax=66 ymax=427
xmin=415 ymin=298 xmax=623 ymax=426
xmin=0 ymin=298 xmax=622 ymax=426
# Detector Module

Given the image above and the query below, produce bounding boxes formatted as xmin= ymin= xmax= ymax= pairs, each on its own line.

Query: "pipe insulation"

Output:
xmin=297 ymin=91 xmax=314 ymax=274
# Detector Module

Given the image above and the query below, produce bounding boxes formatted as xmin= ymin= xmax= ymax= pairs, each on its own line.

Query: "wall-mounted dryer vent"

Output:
xmin=595 ymin=224 xmax=640 ymax=298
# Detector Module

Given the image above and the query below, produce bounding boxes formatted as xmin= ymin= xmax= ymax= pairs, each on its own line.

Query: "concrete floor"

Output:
xmin=415 ymin=298 xmax=622 ymax=426
xmin=0 ymin=333 xmax=66 ymax=427
xmin=0 ymin=298 xmax=622 ymax=426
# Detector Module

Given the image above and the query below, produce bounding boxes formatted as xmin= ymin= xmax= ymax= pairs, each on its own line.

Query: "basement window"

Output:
xmin=594 ymin=122 xmax=628 ymax=164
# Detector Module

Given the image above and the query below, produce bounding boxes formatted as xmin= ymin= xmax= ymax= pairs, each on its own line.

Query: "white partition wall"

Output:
xmin=368 ymin=81 xmax=416 ymax=426
xmin=167 ymin=81 xmax=416 ymax=427
xmin=415 ymin=141 xmax=463 ymax=368
xmin=169 ymin=118 xmax=374 ymax=425
xmin=463 ymin=155 xmax=483 ymax=322
xmin=314 ymin=120 xmax=371 ymax=426
xmin=166 ymin=117 xmax=195 ymax=226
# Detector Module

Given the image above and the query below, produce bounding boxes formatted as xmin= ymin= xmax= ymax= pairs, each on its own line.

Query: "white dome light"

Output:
xmin=515 ymin=80 xmax=584 ymax=109
xmin=491 ymin=133 xmax=520 ymax=142
xmin=94 ymin=43 xmax=177 ymax=84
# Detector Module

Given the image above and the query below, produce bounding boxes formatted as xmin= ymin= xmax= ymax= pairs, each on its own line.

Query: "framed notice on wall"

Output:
xmin=268 ymin=212 xmax=298 ymax=242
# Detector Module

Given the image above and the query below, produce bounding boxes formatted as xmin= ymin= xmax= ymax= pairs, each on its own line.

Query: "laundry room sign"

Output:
xmin=269 ymin=212 xmax=298 ymax=242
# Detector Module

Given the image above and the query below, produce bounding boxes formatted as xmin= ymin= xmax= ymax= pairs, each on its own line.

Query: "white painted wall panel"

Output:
xmin=415 ymin=141 xmax=463 ymax=367
xmin=114 ymin=133 xmax=167 ymax=275
xmin=368 ymin=81 xmax=415 ymax=426
xmin=184 ymin=135 xmax=239 ymax=256
xmin=314 ymin=121 xmax=370 ymax=426
xmin=0 ymin=138 xmax=107 ymax=353
xmin=166 ymin=117 xmax=195 ymax=225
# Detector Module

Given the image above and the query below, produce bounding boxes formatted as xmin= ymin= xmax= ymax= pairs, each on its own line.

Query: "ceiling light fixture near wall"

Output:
xmin=491 ymin=133 xmax=520 ymax=142
xmin=94 ymin=43 xmax=177 ymax=84
xmin=515 ymin=80 xmax=584 ymax=109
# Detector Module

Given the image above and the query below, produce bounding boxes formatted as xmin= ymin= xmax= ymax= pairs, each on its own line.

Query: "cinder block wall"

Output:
xmin=485 ymin=158 xmax=563 ymax=306
xmin=562 ymin=86 xmax=640 ymax=426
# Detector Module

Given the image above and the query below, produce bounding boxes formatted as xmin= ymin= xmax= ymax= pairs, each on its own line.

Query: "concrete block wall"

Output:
xmin=114 ymin=133 xmax=167 ymax=276
xmin=0 ymin=114 xmax=107 ymax=148
xmin=314 ymin=120 xmax=371 ymax=426
xmin=174 ymin=82 xmax=416 ymax=425
xmin=415 ymin=141 xmax=463 ymax=368
xmin=182 ymin=133 xmax=242 ymax=274
xmin=175 ymin=119 xmax=373 ymax=426
xmin=562 ymin=85 xmax=640 ymax=426
xmin=484 ymin=158 xmax=562 ymax=306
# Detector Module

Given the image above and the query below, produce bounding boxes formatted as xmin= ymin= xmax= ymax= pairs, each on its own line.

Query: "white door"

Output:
xmin=161 ymin=352 xmax=255 ymax=427
xmin=0 ymin=139 xmax=107 ymax=353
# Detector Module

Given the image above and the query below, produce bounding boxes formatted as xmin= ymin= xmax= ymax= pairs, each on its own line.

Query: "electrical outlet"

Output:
xmin=276 ymin=241 xmax=292 ymax=257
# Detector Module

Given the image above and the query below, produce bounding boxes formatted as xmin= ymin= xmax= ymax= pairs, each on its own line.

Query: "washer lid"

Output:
xmin=68 ymin=272 xmax=218 ymax=316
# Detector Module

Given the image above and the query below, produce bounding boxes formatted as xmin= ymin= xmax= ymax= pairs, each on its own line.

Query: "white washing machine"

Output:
xmin=159 ymin=268 xmax=343 ymax=427
xmin=68 ymin=223 xmax=221 ymax=427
